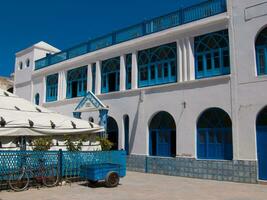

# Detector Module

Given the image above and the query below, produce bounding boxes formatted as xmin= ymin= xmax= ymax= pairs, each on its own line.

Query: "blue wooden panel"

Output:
xmin=197 ymin=128 xmax=232 ymax=160
xmin=257 ymin=127 xmax=267 ymax=180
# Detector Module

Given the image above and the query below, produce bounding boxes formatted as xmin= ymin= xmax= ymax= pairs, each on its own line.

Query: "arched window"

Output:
xmin=123 ymin=115 xmax=130 ymax=155
xmin=67 ymin=66 xmax=87 ymax=98
xmin=18 ymin=62 xmax=23 ymax=70
xmin=35 ymin=93 xmax=40 ymax=105
xmin=138 ymin=42 xmax=177 ymax=87
xmin=46 ymin=73 xmax=58 ymax=102
xmin=197 ymin=108 xmax=233 ymax=160
xmin=195 ymin=30 xmax=230 ymax=79
xmin=26 ymin=59 xmax=30 ymax=67
xmin=256 ymin=106 xmax=267 ymax=180
xmin=107 ymin=116 xmax=119 ymax=150
xmin=101 ymin=57 xmax=120 ymax=93
xmin=256 ymin=27 xmax=267 ymax=75
xmin=149 ymin=111 xmax=176 ymax=157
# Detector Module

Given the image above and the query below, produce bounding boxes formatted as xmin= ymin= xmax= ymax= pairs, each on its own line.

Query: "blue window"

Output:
xmin=66 ymin=66 xmax=87 ymax=99
xmin=126 ymin=54 xmax=132 ymax=90
xmin=138 ymin=43 xmax=177 ymax=88
xmin=256 ymin=27 xmax=267 ymax=75
xmin=101 ymin=57 xmax=120 ymax=93
xmin=149 ymin=111 xmax=176 ymax=157
xmin=35 ymin=93 xmax=40 ymax=105
xmin=91 ymin=63 xmax=96 ymax=93
xmin=197 ymin=108 xmax=233 ymax=160
xmin=46 ymin=74 xmax=58 ymax=102
xmin=195 ymin=30 xmax=230 ymax=79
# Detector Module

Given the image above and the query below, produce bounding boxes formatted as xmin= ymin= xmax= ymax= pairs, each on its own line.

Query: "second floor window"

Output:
xmin=195 ymin=30 xmax=230 ymax=79
xmin=46 ymin=74 xmax=58 ymax=102
xmin=101 ymin=57 xmax=120 ymax=93
xmin=67 ymin=66 xmax=87 ymax=99
xmin=138 ymin=42 xmax=177 ymax=88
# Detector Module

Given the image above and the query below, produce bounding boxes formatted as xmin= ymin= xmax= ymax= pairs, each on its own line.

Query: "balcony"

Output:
xmin=35 ymin=0 xmax=227 ymax=70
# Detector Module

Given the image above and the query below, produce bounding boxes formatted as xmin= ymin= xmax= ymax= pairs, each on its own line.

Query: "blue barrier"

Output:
xmin=0 ymin=150 xmax=126 ymax=185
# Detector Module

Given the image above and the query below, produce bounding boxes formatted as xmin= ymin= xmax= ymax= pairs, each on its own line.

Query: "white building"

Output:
xmin=13 ymin=0 xmax=267 ymax=183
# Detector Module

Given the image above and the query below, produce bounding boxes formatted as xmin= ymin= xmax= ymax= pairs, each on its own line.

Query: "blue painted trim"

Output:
xmin=35 ymin=0 xmax=227 ymax=70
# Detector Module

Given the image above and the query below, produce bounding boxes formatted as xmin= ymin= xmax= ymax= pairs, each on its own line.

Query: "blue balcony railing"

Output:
xmin=35 ymin=0 xmax=227 ymax=70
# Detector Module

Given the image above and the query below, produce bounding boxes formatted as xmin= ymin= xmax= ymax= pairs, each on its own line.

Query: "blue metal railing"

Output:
xmin=0 ymin=150 xmax=126 ymax=186
xmin=35 ymin=0 xmax=227 ymax=70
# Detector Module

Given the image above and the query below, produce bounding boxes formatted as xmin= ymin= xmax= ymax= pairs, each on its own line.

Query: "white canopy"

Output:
xmin=0 ymin=89 xmax=104 ymax=137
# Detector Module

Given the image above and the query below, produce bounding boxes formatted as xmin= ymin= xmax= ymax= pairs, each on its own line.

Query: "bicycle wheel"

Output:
xmin=42 ymin=164 xmax=59 ymax=187
xmin=9 ymin=170 xmax=29 ymax=192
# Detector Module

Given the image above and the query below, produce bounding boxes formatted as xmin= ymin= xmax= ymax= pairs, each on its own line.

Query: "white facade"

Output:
xmin=13 ymin=0 xmax=267 ymax=164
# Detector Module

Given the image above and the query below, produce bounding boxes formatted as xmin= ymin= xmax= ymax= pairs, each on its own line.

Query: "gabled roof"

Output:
xmin=16 ymin=41 xmax=60 ymax=56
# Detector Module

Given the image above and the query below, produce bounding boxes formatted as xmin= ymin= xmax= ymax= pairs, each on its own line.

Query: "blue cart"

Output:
xmin=80 ymin=163 xmax=126 ymax=187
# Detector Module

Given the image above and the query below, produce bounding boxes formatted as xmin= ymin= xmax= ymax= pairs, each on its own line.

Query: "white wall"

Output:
xmin=13 ymin=0 xmax=267 ymax=161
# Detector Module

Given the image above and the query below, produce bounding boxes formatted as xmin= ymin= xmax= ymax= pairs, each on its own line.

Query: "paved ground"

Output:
xmin=0 ymin=172 xmax=267 ymax=200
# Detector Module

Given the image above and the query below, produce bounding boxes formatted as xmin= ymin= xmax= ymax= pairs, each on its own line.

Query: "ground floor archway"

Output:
xmin=256 ymin=106 xmax=267 ymax=180
xmin=149 ymin=111 xmax=176 ymax=157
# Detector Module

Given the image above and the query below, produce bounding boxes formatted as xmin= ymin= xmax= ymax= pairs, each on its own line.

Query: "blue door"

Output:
xmin=157 ymin=130 xmax=171 ymax=157
xmin=257 ymin=127 xmax=267 ymax=180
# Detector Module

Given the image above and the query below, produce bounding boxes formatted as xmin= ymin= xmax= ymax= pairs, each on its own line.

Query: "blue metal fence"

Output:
xmin=35 ymin=0 xmax=227 ymax=70
xmin=0 ymin=150 xmax=126 ymax=188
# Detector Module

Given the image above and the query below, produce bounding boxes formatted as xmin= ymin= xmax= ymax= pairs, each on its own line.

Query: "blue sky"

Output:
xmin=0 ymin=0 xmax=205 ymax=77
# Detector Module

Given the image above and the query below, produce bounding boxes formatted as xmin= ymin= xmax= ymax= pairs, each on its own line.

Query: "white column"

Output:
xmin=95 ymin=61 xmax=101 ymax=95
xmin=61 ymin=71 xmax=67 ymax=100
xmin=182 ymin=39 xmax=188 ymax=82
xmin=57 ymin=72 xmax=62 ymax=100
xmin=87 ymin=64 xmax=92 ymax=92
xmin=42 ymin=76 xmax=46 ymax=104
xmin=120 ymin=55 xmax=126 ymax=91
xmin=131 ymin=51 xmax=138 ymax=90
xmin=177 ymin=40 xmax=183 ymax=82
xmin=186 ymin=37 xmax=195 ymax=81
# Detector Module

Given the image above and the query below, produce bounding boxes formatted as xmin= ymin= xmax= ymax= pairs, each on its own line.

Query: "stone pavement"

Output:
xmin=0 ymin=171 xmax=266 ymax=200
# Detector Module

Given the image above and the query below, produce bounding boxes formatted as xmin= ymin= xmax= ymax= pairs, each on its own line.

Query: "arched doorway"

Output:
xmin=123 ymin=115 xmax=129 ymax=155
xmin=149 ymin=111 xmax=176 ymax=157
xmin=256 ymin=106 xmax=267 ymax=180
xmin=107 ymin=116 xmax=119 ymax=150
xmin=197 ymin=108 xmax=233 ymax=160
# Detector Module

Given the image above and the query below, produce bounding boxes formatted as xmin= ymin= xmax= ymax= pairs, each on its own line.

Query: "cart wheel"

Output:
xmin=89 ymin=180 xmax=98 ymax=185
xmin=105 ymin=172 xmax=120 ymax=187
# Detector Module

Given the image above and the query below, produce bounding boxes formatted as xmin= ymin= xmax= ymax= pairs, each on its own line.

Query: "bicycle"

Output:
xmin=8 ymin=155 xmax=59 ymax=192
